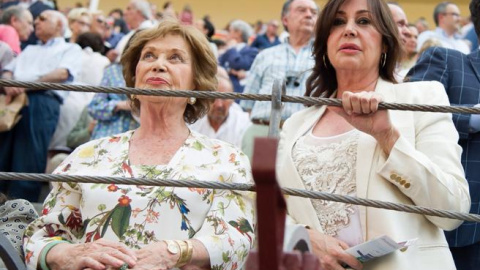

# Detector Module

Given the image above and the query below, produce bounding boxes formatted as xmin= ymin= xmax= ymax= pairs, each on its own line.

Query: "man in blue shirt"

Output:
xmin=0 ymin=10 xmax=82 ymax=202
xmin=251 ymin=20 xmax=281 ymax=51
xmin=406 ymin=1 xmax=480 ymax=268
xmin=240 ymin=0 xmax=319 ymax=158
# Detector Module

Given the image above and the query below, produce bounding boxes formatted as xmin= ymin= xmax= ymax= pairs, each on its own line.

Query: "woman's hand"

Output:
xmin=131 ymin=241 xmax=179 ymax=270
xmin=46 ymin=239 xmax=137 ymax=270
xmin=330 ymin=91 xmax=400 ymax=155
xmin=308 ymin=229 xmax=363 ymax=270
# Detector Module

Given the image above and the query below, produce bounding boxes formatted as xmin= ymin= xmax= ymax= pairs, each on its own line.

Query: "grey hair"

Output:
xmin=1 ymin=5 xmax=28 ymax=25
xmin=281 ymin=0 xmax=319 ymax=32
xmin=433 ymin=2 xmax=452 ymax=26
xmin=230 ymin=19 xmax=253 ymax=43
xmin=47 ymin=10 xmax=68 ymax=36
xmin=132 ymin=0 xmax=153 ymax=20
xmin=281 ymin=0 xmax=294 ymax=19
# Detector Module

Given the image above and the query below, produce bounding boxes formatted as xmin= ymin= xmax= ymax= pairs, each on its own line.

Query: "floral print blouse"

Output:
xmin=24 ymin=130 xmax=256 ymax=270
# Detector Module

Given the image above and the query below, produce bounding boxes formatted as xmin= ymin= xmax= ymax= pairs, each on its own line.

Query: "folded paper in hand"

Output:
xmin=345 ymin=235 xmax=417 ymax=263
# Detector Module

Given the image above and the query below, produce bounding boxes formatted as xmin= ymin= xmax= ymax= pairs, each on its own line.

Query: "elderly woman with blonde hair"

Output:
xmin=24 ymin=20 xmax=255 ymax=270
xmin=67 ymin=8 xmax=92 ymax=43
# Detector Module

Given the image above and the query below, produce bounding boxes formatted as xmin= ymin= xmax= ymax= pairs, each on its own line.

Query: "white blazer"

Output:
xmin=277 ymin=79 xmax=470 ymax=270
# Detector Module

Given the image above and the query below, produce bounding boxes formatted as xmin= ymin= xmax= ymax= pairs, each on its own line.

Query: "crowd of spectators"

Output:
xmin=0 ymin=0 xmax=479 ymax=269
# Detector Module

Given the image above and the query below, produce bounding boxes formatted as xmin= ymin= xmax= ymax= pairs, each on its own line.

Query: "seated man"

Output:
xmin=0 ymin=10 xmax=82 ymax=202
xmin=190 ymin=71 xmax=251 ymax=147
xmin=0 ymin=5 xmax=33 ymax=55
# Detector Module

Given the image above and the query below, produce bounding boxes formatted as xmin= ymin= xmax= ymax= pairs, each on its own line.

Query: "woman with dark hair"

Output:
xmin=277 ymin=0 xmax=470 ymax=269
xmin=24 ymin=21 xmax=255 ymax=270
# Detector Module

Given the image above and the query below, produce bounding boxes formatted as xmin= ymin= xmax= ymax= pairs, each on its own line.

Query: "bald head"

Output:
xmin=208 ymin=75 xmax=234 ymax=128
xmin=35 ymin=10 xmax=68 ymax=43
xmin=388 ymin=4 xmax=410 ymax=45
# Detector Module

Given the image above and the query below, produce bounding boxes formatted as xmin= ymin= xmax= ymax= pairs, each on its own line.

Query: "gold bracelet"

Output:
xmin=174 ymin=240 xmax=193 ymax=267
xmin=185 ymin=240 xmax=193 ymax=264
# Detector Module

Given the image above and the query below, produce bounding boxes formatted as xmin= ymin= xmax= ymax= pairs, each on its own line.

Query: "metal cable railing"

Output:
xmin=1 ymin=79 xmax=480 ymax=114
xmin=0 ymin=172 xmax=478 ymax=223
xmin=0 ymin=79 xmax=478 ymax=224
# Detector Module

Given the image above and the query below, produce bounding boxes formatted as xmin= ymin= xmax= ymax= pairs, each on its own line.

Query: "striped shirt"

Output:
xmin=240 ymin=39 xmax=315 ymax=120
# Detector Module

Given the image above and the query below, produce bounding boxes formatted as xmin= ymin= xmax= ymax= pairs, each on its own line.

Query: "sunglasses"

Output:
xmin=75 ymin=20 xmax=91 ymax=27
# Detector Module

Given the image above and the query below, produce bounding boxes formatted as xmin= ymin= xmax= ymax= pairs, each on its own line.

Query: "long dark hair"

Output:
xmin=305 ymin=0 xmax=401 ymax=98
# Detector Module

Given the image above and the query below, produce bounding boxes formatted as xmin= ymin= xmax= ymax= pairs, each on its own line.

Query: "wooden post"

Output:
xmin=250 ymin=137 xmax=285 ymax=269
xmin=246 ymin=137 xmax=323 ymax=270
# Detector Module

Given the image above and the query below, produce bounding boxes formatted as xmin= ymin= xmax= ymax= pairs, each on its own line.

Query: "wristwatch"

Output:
xmin=165 ymin=240 xmax=180 ymax=255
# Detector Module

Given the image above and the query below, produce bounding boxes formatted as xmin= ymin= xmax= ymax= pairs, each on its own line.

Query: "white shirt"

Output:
xmin=190 ymin=103 xmax=251 ymax=147
xmin=77 ymin=47 xmax=110 ymax=86
xmin=417 ymin=27 xmax=470 ymax=54
xmin=4 ymin=37 xmax=83 ymax=100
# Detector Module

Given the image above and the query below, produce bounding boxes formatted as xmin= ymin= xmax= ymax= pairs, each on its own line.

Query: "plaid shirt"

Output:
xmin=407 ymin=47 xmax=480 ymax=247
xmin=240 ymin=39 xmax=315 ymax=120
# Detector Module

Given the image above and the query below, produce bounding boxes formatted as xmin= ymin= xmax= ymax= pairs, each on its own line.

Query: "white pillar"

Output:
xmin=89 ymin=0 xmax=99 ymax=12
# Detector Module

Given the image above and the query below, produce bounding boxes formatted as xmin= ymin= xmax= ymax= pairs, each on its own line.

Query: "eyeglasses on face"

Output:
xmin=75 ymin=20 xmax=91 ymax=27
xmin=37 ymin=15 xmax=47 ymax=22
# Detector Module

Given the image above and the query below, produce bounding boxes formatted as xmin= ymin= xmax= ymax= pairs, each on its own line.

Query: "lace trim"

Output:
xmin=292 ymin=131 xmax=359 ymax=237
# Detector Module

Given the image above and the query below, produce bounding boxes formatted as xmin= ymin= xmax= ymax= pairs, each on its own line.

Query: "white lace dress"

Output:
xmin=292 ymin=129 xmax=363 ymax=247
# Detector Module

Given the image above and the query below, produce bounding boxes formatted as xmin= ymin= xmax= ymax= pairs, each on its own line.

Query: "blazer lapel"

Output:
xmin=282 ymin=106 xmax=327 ymax=232
xmin=467 ymin=49 xmax=480 ymax=82
xmin=354 ymin=79 xmax=396 ymax=240
xmin=356 ymin=79 xmax=396 ymax=199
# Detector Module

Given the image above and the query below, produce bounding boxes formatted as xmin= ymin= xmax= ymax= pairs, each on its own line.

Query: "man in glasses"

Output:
xmin=0 ymin=5 xmax=33 ymax=55
xmin=417 ymin=1 xmax=470 ymax=54
xmin=0 ymin=10 xmax=82 ymax=202
xmin=251 ymin=20 xmax=281 ymax=51
xmin=240 ymin=0 xmax=319 ymax=159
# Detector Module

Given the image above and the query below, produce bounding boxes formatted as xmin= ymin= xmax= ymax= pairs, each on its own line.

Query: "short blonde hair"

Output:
xmin=67 ymin=8 xmax=91 ymax=24
xmin=121 ymin=20 xmax=218 ymax=123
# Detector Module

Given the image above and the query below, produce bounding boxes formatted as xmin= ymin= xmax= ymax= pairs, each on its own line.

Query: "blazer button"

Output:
xmin=400 ymin=179 xmax=406 ymax=185
xmin=396 ymin=176 xmax=402 ymax=183
xmin=404 ymin=183 xmax=411 ymax=189
xmin=390 ymin=174 xmax=398 ymax=181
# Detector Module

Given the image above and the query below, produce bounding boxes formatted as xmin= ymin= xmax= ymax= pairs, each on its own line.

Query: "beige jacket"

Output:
xmin=277 ymin=79 xmax=470 ymax=270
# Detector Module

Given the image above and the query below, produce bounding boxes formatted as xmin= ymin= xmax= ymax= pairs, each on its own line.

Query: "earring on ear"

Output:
xmin=381 ymin=52 xmax=387 ymax=68
xmin=188 ymin=97 xmax=197 ymax=105
xmin=323 ymin=54 xmax=328 ymax=69
xmin=131 ymin=94 xmax=137 ymax=101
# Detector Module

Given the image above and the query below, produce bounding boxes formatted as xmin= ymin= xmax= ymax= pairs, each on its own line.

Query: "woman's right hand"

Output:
xmin=307 ymin=229 xmax=363 ymax=270
xmin=46 ymin=238 xmax=137 ymax=270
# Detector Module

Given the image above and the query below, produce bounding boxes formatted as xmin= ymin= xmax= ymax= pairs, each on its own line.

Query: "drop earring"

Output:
xmin=188 ymin=97 xmax=196 ymax=105
xmin=381 ymin=53 xmax=387 ymax=68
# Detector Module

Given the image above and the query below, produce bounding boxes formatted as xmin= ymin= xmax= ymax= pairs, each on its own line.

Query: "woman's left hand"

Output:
xmin=330 ymin=91 xmax=400 ymax=155
xmin=130 ymin=241 xmax=179 ymax=270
